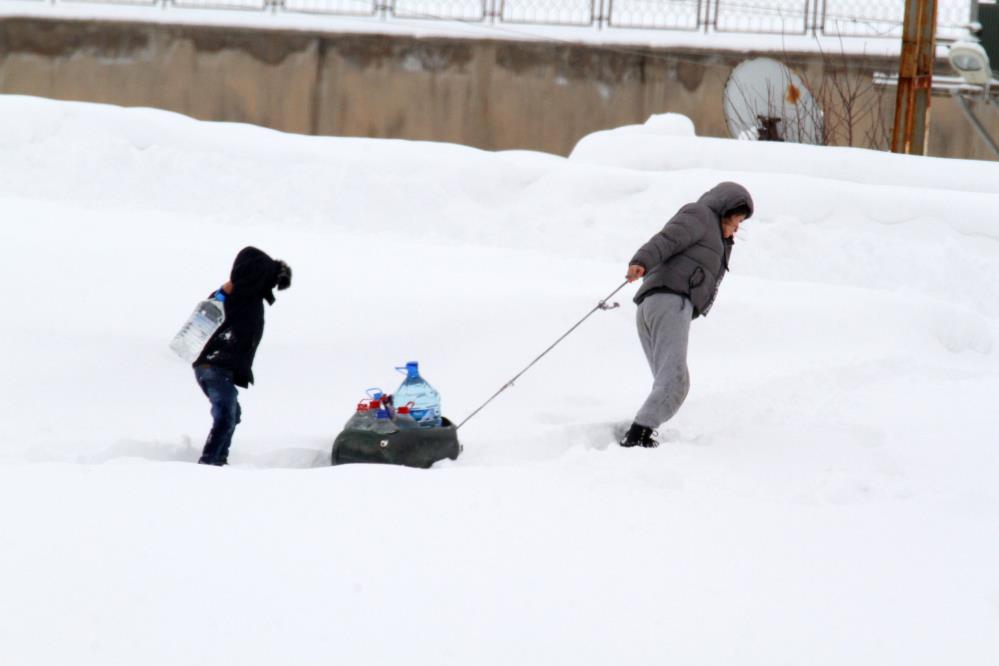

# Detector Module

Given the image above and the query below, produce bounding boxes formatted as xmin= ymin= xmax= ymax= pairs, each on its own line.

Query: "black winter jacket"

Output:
xmin=194 ymin=247 xmax=282 ymax=388
xmin=631 ymin=182 xmax=754 ymax=317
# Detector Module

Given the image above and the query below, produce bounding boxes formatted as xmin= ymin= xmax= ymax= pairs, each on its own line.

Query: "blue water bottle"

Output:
xmin=371 ymin=406 xmax=398 ymax=435
xmin=393 ymin=362 xmax=442 ymax=428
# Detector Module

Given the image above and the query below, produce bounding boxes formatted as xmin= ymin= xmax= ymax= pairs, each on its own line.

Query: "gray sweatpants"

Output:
xmin=634 ymin=292 xmax=692 ymax=429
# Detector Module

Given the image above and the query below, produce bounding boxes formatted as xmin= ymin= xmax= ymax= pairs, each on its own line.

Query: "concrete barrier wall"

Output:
xmin=1 ymin=17 xmax=996 ymax=160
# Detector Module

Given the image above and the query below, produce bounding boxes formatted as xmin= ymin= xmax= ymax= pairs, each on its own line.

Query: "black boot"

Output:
xmin=619 ymin=423 xmax=658 ymax=448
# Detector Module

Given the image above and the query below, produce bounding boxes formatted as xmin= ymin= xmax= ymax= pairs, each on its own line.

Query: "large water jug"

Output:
xmin=170 ymin=290 xmax=226 ymax=363
xmin=393 ymin=362 xmax=441 ymax=428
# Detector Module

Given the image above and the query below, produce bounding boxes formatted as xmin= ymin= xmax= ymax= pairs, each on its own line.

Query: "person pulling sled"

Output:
xmin=621 ymin=182 xmax=753 ymax=448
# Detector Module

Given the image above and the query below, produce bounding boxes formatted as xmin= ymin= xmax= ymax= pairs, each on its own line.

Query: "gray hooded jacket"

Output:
xmin=630 ymin=182 xmax=754 ymax=317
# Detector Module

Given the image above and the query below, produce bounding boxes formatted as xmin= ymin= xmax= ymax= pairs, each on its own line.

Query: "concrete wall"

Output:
xmin=1 ymin=17 xmax=997 ymax=160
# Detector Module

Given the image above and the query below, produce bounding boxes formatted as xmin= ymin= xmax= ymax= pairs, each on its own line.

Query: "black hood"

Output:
xmin=230 ymin=246 xmax=280 ymax=305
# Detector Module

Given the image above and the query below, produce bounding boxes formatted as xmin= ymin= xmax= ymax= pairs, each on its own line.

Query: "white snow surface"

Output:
xmin=1 ymin=96 xmax=998 ymax=665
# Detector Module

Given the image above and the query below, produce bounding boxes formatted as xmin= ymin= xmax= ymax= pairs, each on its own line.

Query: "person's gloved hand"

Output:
xmin=275 ymin=260 xmax=292 ymax=290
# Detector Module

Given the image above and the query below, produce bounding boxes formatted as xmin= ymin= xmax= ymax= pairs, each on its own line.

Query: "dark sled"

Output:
xmin=331 ymin=417 xmax=462 ymax=469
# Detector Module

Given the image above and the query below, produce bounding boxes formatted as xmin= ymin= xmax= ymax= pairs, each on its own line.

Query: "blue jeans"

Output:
xmin=195 ymin=365 xmax=242 ymax=465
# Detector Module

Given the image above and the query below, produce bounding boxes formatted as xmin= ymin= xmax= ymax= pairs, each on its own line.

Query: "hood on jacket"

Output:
xmin=697 ymin=182 xmax=754 ymax=221
xmin=230 ymin=246 xmax=281 ymax=305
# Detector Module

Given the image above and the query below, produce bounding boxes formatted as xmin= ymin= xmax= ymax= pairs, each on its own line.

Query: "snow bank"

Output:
xmin=1 ymin=95 xmax=997 ymax=665
xmin=571 ymin=112 xmax=999 ymax=196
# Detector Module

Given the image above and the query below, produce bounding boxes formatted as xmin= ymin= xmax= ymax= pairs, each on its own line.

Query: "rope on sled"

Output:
xmin=456 ymin=280 xmax=630 ymax=430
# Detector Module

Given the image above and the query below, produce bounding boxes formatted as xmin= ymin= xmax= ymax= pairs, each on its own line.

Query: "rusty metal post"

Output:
xmin=910 ymin=0 xmax=939 ymax=154
xmin=892 ymin=0 xmax=938 ymax=154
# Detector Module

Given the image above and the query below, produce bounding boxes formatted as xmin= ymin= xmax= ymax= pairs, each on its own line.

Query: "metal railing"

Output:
xmin=29 ymin=0 xmax=976 ymax=38
xmin=820 ymin=0 xmax=969 ymax=39
xmin=501 ymin=0 xmax=598 ymax=27
xmin=606 ymin=0 xmax=700 ymax=31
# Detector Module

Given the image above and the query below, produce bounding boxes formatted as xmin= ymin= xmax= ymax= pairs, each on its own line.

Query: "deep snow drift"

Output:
xmin=1 ymin=95 xmax=997 ymax=665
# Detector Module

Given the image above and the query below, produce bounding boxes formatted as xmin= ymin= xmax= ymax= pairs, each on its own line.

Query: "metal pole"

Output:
xmin=891 ymin=0 xmax=918 ymax=152
xmin=912 ymin=0 xmax=939 ymax=155
xmin=892 ymin=0 xmax=938 ymax=154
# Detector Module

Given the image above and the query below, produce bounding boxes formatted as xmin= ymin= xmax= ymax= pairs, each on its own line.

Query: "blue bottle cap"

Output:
xmin=395 ymin=362 xmax=420 ymax=378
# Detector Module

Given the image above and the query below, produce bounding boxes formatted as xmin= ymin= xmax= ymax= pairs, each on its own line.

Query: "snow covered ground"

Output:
xmin=1 ymin=95 xmax=997 ymax=664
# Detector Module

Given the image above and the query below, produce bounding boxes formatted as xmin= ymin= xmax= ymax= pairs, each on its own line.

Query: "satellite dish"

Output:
xmin=723 ymin=57 xmax=824 ymax=144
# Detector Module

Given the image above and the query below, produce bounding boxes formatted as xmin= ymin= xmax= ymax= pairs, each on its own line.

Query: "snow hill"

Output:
xmin=1 ymin=95 xmax=997 ymax=665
